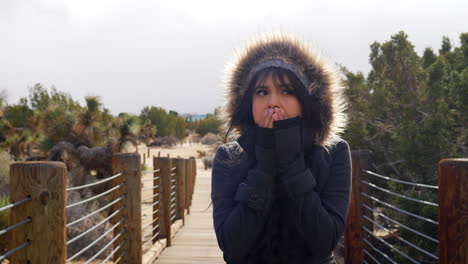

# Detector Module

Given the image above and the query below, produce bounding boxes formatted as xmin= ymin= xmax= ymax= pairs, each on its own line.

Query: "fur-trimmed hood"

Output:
xmin=221 ymin=33 xmax=348 ymax=149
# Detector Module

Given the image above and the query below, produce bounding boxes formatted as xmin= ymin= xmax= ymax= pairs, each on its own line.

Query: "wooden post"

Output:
xmin=9 ymin=162 xmax=67 ymax=264
xmin=173 ymin=158 xmax=186 ymax=224
xmin=438 ymin=158 xmax=468 ymax=264
xmin=159 ymin=156 xmax=173 ymax=246
xmin=344 ymin=151 xmax=370 ymax=264
xmin=143 ymin=153 xmax=146 ymax=165
xmin=184 ymin=159 xmax=192 ymax=215
xmin=190 ymin=157 xmax=196 ymax=206
xmin=147 ymin=147 xmax=150 ymax=157
xmin=152 ymin=156 xmax=162 ymax=244
xmin=112 ymin=153 xmax=142 ymax=264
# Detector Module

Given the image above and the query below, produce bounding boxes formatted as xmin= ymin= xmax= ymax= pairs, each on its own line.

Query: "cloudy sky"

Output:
xmin=1 ymin=0 xmax=467 ymax=115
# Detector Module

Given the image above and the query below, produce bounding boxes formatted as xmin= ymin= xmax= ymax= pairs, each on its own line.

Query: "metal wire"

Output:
xmin=67 ymin=194 xmax=125 ymax=227
xmin=171 ymin=167 xmax=176 ymax=171
xmin=142 ymin=231 xmax=160 ymax=248
xmin=0 ymin=196 xmax=31 ymax=213
xmin=0 ymin=217 xmax=31 ymax=236
xmin=67 ymin=173 xmax=123 ymax=191
xmin=142 ymin=186 xmax=159 ymax=192
xmin=151 ymin=200 xmax=160 ymax=207
xmin=337 ymin=241 xmax=344 ymax=249
xmin=363 ymin=226 xmax=420 ymax=264
xmin=362 ymin=215 xmax=438 ymax=260
xmin=100 ymin=239 xmax=125 ymax=264
xmin=0 ymin=240 xmax=32 ymax=261
xmin=362 ymin=170 xmax=438 ymax=189
xmin=67 ymin=206 xmax=125 ymax=245
xmin=171 ymin=190 xmax=176 ymax=196
xmin=362 ymin=204 xmax=438 ymax=243
xmin=114 ymin=250 xmax=127 ymax=264
xmin=152 ymin=209 xmax=160 ymax=215
xmin=363 ymin=249 xmax=382 ymax=264
xmin=171 ymin=176 xmax=176 ymax=181
xmin=170 ymin=214 xmax=176 ymax=222
xmin=171 ymin=197 xmax=176 ymax=204
xmin=170 ymin=203 xmax=176 ymax=210
xmin=361 ymin=180 xmax=438 ymax=207
xmin=142 ymin=217 xmax=159 ymax=231
xmin=363 ymin=238 xmax=397 ymax=264
xmin=142 ymin=222 xmax=160 ymax=240
xmin=361 ymin=192 xmax=438 ymax=225
xmin=142 ymin=193 xmax=159 ymax=202
xmin=142 ymin=169 xmax=161 ymax=173
xmin=67 ymin=217 xmax=125 ymax=262
xmin=85 ymin=228 xmax=126 ymax=264
xmin=67 ymin=184 xmax=124 ymax=209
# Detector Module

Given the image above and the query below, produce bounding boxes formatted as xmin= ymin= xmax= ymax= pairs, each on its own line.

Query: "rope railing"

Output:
xmin=67 ymin=183 xmax=124 ymax=209
xmin=360 ymin=192 xmax=438 ymax=225
xmin=67 ymin=217 xmax=126 ymax=262
xmin=0 ymin=240 xmax=32 ymax=261
xmin=361 ymin=179 xmax=438 ymax=207
xmin=362 ymin=170 xmax=438 ymax=189
xmin=66 ymin=172 xmax=123 ymax=191
xmin=67 ymin=194 xmax=126 ymax=227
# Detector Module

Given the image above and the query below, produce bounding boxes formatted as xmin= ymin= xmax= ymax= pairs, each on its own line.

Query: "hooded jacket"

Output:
xmin=211 ymin=33 xmax=352 ymax=264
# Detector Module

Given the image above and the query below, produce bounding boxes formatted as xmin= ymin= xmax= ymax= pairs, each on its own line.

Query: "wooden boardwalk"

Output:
xmin=155 ymin=160 xmax=224 ymax=263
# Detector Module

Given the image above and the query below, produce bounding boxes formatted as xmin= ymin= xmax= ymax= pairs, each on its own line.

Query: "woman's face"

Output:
xmin=252 ymin=72 xmax=302 ymax=128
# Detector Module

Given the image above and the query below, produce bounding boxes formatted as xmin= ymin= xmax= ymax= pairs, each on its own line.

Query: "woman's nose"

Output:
xmin=267 ymin=92 xmax=280 ymax=108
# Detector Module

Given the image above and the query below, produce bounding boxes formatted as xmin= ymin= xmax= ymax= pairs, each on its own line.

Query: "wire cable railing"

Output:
xmin=0 ymin=240 xmax=32 ymax=261
xmin=361 ymin=180 xmax=438 ymax=207
xmin=67 ymin=194 xmax=125 ymax=227
xmin=67 ymin=217 xmax=126 ymax=262
xmin=0 ymin=196 xmax=32 ymax=213
xmin=67 ymin=183 xmax=124 ymax=209
xmin=84 ymin=228 xmax=126 ymax=264
xmin=362 ymin=170 xmax=438 ymax=189
xmin=66 ymin=173 xmax=123 ymax=191
xmin=361 ymin=192 xmax=438 ymax=225
xmin=100 ymin=239 xmax=125 ymax=264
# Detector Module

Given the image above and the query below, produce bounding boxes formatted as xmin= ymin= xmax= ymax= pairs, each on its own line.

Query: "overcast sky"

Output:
xmin=1 ymin=0 xmax=467 ymax=115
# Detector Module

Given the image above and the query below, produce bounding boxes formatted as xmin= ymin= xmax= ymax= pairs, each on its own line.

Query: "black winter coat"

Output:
xmin=211 ymin=124 xmax=352 ymax=264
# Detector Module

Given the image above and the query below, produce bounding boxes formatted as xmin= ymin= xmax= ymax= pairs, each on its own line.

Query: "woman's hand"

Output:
xmin=258 ymin=107 xmax=288 ymax=128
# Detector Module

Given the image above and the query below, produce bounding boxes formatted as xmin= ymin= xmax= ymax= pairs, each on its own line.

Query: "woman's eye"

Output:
xmin=282 ymin=89 xmax=294 ymax=95
xmin=256 ymin=90 xmax=267 ymax=96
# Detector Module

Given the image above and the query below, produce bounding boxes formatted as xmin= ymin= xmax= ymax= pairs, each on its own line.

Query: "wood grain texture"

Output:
xmin=112 ymin=153 xmax=142 ymax=264
xmin=152 ymin=157 xmax=163 ymax=244
xmin=173 ymin=158 xmax=186 ymax=225
xmin=438 ymin=158 xmax=468 ymax=264
xmin=155 ymin=159 xmax=223 ymax=264
xmin=159 ymin=157 xmax=173 ymax=247
xmin=9 ymin=161 xmax=67 ymax=264
xmin=344 ymin=151 xmax=370 ymax=264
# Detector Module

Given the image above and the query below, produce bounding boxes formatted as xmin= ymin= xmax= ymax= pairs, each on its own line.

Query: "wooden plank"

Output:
xmin=155 ymin=159 xmax=223 ymax=263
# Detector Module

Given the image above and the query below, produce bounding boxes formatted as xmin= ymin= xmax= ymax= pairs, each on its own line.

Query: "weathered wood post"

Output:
xmin=189 ymin=157 xmax=196 ymax=207
xmin=173 ymin=158 xmax=186 ymax=224
xmin=152 ymin=156 xmax=162 ymax=244
xmin=184 ymin=158 xmax=192 ymax=215
xmin=143 ymin=153 xmax=146 ymax=166
xmin=9 ymin=161 xmax=67 ymax=263
xmin=438 ymin=158 xmax=468 ymax=264
xmin=112 ymin=153 xmax=142 ymax=264
xmin=344 ymin=151 xmax=371 ymax=264
xmin=159 ymin=156 xmax=173 ymax=246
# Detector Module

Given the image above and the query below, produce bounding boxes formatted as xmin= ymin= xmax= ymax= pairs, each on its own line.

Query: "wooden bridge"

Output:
xmin=1 ymin=150 xmax=467 ymax=264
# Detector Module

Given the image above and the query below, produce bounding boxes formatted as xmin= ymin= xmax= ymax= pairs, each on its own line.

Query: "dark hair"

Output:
xmin=223 ymin=66 xmax=322 ymax=142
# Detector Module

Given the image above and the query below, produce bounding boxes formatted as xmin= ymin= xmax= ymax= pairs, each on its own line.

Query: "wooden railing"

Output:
xmin=1 ymin=153 xmax=197 ymax=263
xmin=339 ymin=151 xmax=467 ymax=264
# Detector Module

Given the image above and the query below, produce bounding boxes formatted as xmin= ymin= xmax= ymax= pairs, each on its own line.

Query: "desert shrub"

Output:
xmin=200 ymin=133 xmax=219 ymax=145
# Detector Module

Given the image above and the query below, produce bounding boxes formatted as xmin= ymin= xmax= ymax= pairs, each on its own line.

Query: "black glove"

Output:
xmin=253 ymin=124 xmax=276 ymax=174
xmin=272 ymin=116 xmax=316 ymax=199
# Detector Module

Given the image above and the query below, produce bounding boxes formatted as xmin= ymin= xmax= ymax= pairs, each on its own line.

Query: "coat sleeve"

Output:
xmin=280 ymin=140 xmax=352 ymax=257
xmin=211 ymin=144 xmax=275 ymax=262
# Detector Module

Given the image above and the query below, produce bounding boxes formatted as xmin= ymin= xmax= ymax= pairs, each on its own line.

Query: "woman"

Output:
xmin=211 ymin=33 xmax=352 ymax=264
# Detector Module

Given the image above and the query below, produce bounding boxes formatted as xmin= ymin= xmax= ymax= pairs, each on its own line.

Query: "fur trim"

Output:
xmin=221 ymin=32 xmax=348 ymax=149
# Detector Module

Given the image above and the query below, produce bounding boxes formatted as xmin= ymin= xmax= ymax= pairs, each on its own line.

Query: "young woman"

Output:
xmin=211 ymin=33 xmax=352 ymax=264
